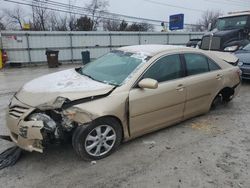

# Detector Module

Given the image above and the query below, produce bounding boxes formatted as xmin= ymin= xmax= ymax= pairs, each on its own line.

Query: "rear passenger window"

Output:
xmin=184 ymin=54 xmax=209 ymax=76
xmin=208 ymin=59 xmax=221 ymax=71
xmin=143 ymin=54 xmax=182 ymax=82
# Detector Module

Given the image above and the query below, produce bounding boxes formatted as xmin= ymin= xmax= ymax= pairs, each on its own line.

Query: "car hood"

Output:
xmin=235 ymin=50 xmax=250 ymax=64
xmin=207 ymin=29 xmax=240 ymax=38
xmin=16 ymin=69 xmax=115 ymax=107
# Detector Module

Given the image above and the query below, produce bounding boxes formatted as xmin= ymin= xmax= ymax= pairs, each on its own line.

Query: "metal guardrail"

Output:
xmin=0 ymin=31 xmax=204 ymax=64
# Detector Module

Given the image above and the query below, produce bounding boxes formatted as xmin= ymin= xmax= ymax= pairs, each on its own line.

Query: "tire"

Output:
xmin=72 ymin=126 xmax=84 ymax=156
xmin=221 ymin=88 xmax=234 ymax=103
xmin=222 ymin=93 xmax=233 ymax=102
xmin=210 ymin=94 xmax=222 ymax=110
xmin=211 ymin=88 xmax=234 ymax=110
xmin=72 ymin=118 xmax=122 ymax=161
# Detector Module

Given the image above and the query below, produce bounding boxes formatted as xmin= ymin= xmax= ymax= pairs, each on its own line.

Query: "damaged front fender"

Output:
xmin=63 ymin=107 xmax=97 ymax=124
xmin=37 ymin=96 xmax=69 ymax=110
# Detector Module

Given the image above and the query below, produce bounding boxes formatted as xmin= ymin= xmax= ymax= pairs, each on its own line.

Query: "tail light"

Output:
xmin=236 ymin=68 xmax=242 ymax=79
xmin=234 ymin=59 xmax=239 ymax=66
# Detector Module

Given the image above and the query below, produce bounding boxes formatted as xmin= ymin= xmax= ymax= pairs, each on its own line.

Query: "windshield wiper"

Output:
xmin=81 ymin=72 xmax=119 ymax=86
xmin=222 ymin=26 xmax=237 ymax=30
xmin=81 ymin=72 xmax=100 ymax=82
xmin=103 ymin=81 xmax=119 ymax=86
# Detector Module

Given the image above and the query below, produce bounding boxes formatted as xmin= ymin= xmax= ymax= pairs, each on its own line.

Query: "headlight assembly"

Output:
xmin=238 ymin=61 xmax=244 ymax=67
xmin=224 ymin=45 xmax=238 ymax=52
xmin=29 ymin=113 xmax=57 ymax=132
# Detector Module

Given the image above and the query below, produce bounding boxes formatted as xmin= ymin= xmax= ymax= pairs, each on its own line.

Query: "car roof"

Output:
xmin=219 ymin=12 xmax=250 ymax=18
xmin=118 ymin=45 xmax=195 ymax=56
xmin=118 ymin=44 xmax=238 ymax=67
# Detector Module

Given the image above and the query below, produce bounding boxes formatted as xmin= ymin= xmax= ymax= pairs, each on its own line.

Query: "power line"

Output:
xmin=3 ymin=0 xmax=203 ymax=27
xmin=204 ymin=0 xmax=249 ymax=7
xmin=32 ymin=0 xmax=204 ymax=26
xmin=39 ymin=0 xmax=168 ymax=24
xmin=4 ymin=0 xmax=168 ymax=27
xmin=144 ymin=0 xmax=206 ymax=13
xmin=225 ymin=0 xmax=250 ymax=4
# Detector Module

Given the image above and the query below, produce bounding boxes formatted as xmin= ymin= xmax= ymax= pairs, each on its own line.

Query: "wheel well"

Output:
xmin=94 ymin=115 xmax=124 ymax=140
xmin=219 ymin=87 xmax=234 ymax=101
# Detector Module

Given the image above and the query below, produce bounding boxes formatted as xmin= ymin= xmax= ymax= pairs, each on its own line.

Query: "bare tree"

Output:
xmin=126 ymin=22 xmax=154 ymax=32
xmin=195 ymin=10 xmax=222 ymax=31
xmin=85 ymin=0 xmax=109 ymax=30
xmin=4 ymin=7 xmax=26 ymax=30
xmin=138 ymin=22 xmax=154 ymax=32
xmin=67 ymin=0 xmax=77 ymax=31
xmin=76 ymin=16 xmax=94 ymax=31
xmin=0 ymin=15 xmax=5 ymax=30
xmin=103 ymin=19 xmax=120 ymax=31
xmin=119 ymin=20 xmax=128 ymax=31
xmin=184 ymin=24 xmax=200 ymax=32
xmin=0 ymin=22 xmax=5 ymax=30
xmin=49 ymin=13 xmax=68 ymax=31
xmin=31 ymin=0 xmax=50 ymax=31
xmin=68 ymin=15 xmax=77 ymax=31
xmin=103 ymin=19 xmax=154 ymax=32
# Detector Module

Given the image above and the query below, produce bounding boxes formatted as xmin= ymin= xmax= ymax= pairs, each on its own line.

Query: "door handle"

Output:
xmin=176 ymin=84 xmax=184 ymax=91
xmin=216 ymin=74 xmax=223 ymax=80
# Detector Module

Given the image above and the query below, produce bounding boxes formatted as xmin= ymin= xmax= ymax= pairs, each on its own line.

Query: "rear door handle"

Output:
xmin=176 ymin=84 xmax=184 ymax=91
xmin=216 ymin=74 xmax=223 ymax=80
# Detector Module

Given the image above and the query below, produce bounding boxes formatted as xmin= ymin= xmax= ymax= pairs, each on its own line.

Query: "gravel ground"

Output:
xmin=0 ymin=65 xmax=250 ymax=188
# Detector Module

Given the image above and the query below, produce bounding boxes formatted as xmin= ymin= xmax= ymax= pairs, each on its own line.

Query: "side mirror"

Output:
xmin=208 ymin=23 xmax=212 ymax=31
xmin=138 ymin=78 xmax=158 ymax=89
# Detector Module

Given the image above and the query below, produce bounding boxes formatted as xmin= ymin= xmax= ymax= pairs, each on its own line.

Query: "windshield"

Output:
xmin=79 ymin=50 xmax=149 ymax=86
xmin=216 ymin=15 xmax=249 ymax=31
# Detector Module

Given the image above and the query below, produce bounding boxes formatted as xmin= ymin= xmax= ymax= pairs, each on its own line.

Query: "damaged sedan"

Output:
xmin=6 ymin=45 xmax=241 ymax=160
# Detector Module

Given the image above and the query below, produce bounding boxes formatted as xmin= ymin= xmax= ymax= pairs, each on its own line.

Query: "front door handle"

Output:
xmin=176 ymin=84 xmax=184 ymax=91
xmin=216 ymin=74 xmax=223 ymax=80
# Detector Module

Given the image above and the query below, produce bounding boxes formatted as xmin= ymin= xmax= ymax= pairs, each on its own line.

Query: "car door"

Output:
xmin=181 ymin=53 xmax=223 ymax=119
xmin=128 ymin=54 xmax=186 ymax=137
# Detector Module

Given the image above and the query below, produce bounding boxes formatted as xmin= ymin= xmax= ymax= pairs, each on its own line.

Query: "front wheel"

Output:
xmin=72 ymin=118 xmax=122 ymax=160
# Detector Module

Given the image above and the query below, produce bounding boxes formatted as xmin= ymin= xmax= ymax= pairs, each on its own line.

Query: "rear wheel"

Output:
xmin=211 ymin=94 xmax=222 ymax=110
xmin=222 ymin=92 xmax=234 ymax=102
xmin=211 ymin=88 xmax=234 ymax=110
xmin=72 ymin=118 xmax=122 ymax=160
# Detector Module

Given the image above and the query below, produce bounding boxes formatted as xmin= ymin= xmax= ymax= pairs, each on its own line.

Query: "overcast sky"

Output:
xmin=1 ymin=0 xmax=250 ymax=25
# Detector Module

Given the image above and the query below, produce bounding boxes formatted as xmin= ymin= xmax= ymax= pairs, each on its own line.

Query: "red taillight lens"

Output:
xmin=237 ymin=68 xmax=242 ymax=78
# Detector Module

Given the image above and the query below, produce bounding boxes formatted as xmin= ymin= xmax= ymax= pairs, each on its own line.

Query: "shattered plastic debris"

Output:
xmin=0 ymin=135 xmax=12 ymax=142
xmin=0 ymin=146 xmax=22 ymax=170
xmin=143 ymin=140 xmax=156 ymax=149
xmin=91 ymin=161 xmax=97 ymax=165
xmin=143 ymin=141 xmax=156 ymax=145
xmin=191 ymin=121 xmax=221 ymax=134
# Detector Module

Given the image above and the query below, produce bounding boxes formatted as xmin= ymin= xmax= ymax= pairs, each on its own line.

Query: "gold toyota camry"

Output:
xmin=6 ymin=45 xmax=241 ymax=160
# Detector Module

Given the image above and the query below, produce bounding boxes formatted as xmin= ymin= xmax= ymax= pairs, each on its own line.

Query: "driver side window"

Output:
xmin=143 ymin=54 xmax=182 ymax=83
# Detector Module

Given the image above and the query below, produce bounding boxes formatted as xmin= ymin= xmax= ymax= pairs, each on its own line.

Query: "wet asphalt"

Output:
xmin=0 ymin=65 xmax=250 ymax=188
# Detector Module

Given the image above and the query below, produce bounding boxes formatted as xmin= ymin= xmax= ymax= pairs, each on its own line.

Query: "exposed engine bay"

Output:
xmin=29 ymin=110 xmax=78 ymax=148
xmin=0 ymin=108 xmax=84 ymax=170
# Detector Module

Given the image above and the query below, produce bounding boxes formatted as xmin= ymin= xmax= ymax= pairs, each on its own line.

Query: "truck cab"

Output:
xmin=199 ymin=11 xmax=250 ymax=52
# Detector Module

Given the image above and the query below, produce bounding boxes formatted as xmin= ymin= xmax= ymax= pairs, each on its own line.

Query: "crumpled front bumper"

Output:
xmin=6 ymin=97 xmax=44 ymax=153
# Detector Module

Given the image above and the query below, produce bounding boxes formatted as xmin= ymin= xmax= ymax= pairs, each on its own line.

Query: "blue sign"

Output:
xmin=169 ymin=14 xmax=184 ymax=30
